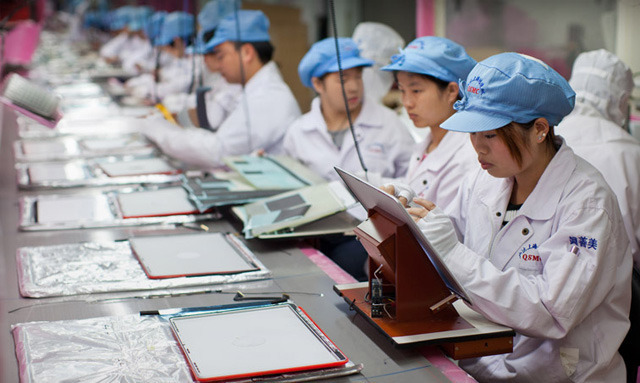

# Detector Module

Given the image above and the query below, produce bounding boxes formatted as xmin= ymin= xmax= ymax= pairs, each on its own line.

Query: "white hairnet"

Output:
xmin=569 ymin=49 xmax=634 ymax=127
xmin=352 ymin=22 xmax=405 ymax=103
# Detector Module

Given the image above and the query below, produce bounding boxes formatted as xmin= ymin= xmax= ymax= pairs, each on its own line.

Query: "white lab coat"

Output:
xmin=120 ymin=35 xmax=153 ymax=74
xmin=556 ymin=49 xmax=640 ymax=271
xmin=142 ymin=61 xmax=300 ymax=168
xmin=99 ymin=32 xmax=129 ymax=60
xmin=203 ymin=71 xmax=242 ymax=129
xmin=126 ymin=55 xmax=194 ymax=101
xmin=283 ymin=97 xmax=414 ymax=181
xmin=404 ymin=129 xmax=478 ymax=206
xmin=155 ymin=56 xmax=194 ymax=100
xmin=430 ymin=141 xmax=631 ymax=382
xmin=558 ymin=116 xmax=640 ymax=271
xmin=174 ymin=71 xmax=242 ymax=127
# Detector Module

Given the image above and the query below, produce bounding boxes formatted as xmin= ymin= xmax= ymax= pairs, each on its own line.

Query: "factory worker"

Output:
xmin=407 ymin=53 xmax=631 ymax=382
xmin=380 ymin=36 xmax=478 ymax=207
xmin=557 ymin=49 xmax=640 ymax=271
xmin=125 ymin=11 xmax=195 ymax=102
xmin=82 ymin=10 xmax=111 ymax=46
xmin=175 ymin=0 xmax=242 ymax=129
xmin=283 ymin=37 xmax=414 ymax=182
xmin=99 ymin=6 xmax=134 ymax=62
xmin=140 ymin=10 xmax=300 ymax=168
xmin=135 ymin=11 xmax=170 ymax=73
xmin=194 ymin=0 xmax=237 ymax=86
xmin=352 ymin=22 xmax=405 ymax=104
xmin=116 ymin=11 xmax=169 ymax=97
xmin=119 ymin=6 xmax=154 ymax=74
xmin=66 ymin=0 xmax=90 ymax=43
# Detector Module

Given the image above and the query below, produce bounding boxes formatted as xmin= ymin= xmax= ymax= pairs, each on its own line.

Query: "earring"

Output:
xmin=538 ymin=133 xmax=546 ymax=142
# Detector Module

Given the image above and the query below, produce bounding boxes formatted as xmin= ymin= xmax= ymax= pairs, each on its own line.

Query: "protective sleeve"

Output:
xmin=140 ymin=115 xmax=223 ymax=168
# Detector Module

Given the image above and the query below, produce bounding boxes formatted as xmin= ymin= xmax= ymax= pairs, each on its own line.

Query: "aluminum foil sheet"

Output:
xmin=12 ymin=313 xmax=362 ymax=383
xmin=12 ymin=314 xmax=194 ymax=382
xmin=16 ymin=238 xmax=271 ymax=298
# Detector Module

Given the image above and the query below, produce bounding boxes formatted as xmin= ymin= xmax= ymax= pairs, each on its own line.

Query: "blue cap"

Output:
xmin=201 ymin=10 xmax=270 ymax=53
xmin=128 ymin=6 xmax=153 ymax=32
xmin=84 ymin=11 xmax=106 ymax=29
xmin=190 ymin=0 xmax=237 ymax=55
xmin=381 ymin=36 xmax=476 ymax=86
xmin=198 ymin=0 xmax=238 ymax=34
xmin=144 ymin=11 xmax=167 ymax=41
xmin=298 ymin=37 xmax=374 ymax=88
xmin=154 ymin=11 xmax=195 ymax=47
xmin=108 ymin=6 xmax=135 ymax=31
xmin=441 ymin=52 xmax=576 ymax=133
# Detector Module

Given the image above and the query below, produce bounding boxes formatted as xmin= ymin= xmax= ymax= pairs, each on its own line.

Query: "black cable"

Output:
xmin=188 ymin=0 xmax=198 ymax=94
xmin=233 ymin=2 xmax=247 ymax=88
xmin=232 ymin=1 xmax=252 ymax=151
xmin=153 ymin=48 xmax=161 ymax=103
xmin=327 ymin=0 xmax=368 ymax=177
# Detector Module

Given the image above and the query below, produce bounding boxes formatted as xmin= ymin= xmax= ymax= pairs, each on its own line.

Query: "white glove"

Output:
xmin=137 ymin=114 xmax=175 ymax=140
xmin=382 ymin=182 xmax=416 ymax=205
xmin=130 ymin=85 xmax=150 ymax=100
xmin=417 ymin=206 xmax=460 ymax=259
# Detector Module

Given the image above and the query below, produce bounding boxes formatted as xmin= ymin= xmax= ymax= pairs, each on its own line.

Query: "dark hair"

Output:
xmin=202 ymin=28 xmax=216 ymax=44
xmin=233 ymin=41 xmax=274 ymax=64
xmin=317 ymin=65 xmax=364 ymax=83
xmin=495 ymin=119 xmax=557 ymax=167
xmin=169 ymin=34 xmax=195 ymax=47
xmin=393 ymin=72 xmax=461 ymax=100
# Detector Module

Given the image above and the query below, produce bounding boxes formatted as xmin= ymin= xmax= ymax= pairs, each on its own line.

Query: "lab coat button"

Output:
xmin=522 ymin=228 xmax=529 ymax=235
xmin=422 ymin=180 xmax=427 ymax=185
xmin=496 ymin=212 xmax=502 ymax=217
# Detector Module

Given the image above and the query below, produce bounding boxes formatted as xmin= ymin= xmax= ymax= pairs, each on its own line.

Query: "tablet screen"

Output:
xmin=169 ymin=303 xmax=348 ymax=381
xmin=334 ymin=166 xmax=471 ymax=305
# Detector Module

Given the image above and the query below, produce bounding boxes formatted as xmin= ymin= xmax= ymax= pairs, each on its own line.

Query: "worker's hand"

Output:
xmin=380 ymin=184 xmax=408 ymax=206
xmin=379 ymin=185 xmax=394 ymax=194
xmin=381 ymin=182 xmax=415 ymax=207
xmin=407 ymin=198 xmax=436 ymax=222
xmin=142 ymin=98 xmax=156 ymax=106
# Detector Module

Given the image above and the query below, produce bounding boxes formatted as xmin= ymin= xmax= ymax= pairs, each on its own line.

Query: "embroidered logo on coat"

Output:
xmin=518 ymin=243 xmax=541 ymax=262
xmin=367 ymin=143 xmax=385 ymax=154
xmin=569 ymin=236 xmax=597 ymax=250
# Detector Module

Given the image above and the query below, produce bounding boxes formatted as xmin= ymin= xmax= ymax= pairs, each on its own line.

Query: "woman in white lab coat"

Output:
xmin=408 ymin=53 xmax=631 ymax=382
xmin=380 ymin=36 xmax=478 ymax=207
xmin=283 ymin=37 xmax=414 ymax=182
xmin=557 ymin=49 xmax=640 ymax=271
